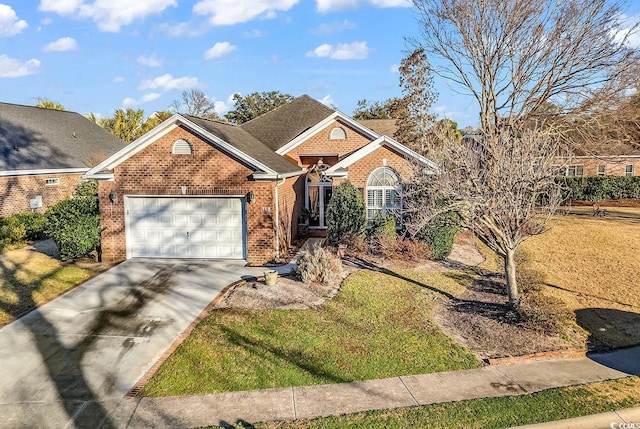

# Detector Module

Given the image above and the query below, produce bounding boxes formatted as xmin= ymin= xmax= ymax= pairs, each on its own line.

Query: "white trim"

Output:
xmin=85 ymin=114 xmax=280 ymax=179
xmin=325 ymin=136 xmax=437 ymax=175
xmin=275 ymin=111 xmax=380 ymax=156
xmin=0 ymin=167 xmax=88 ymax=177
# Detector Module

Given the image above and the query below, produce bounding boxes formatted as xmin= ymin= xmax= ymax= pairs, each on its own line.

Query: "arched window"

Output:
xmin=366 ymin=167 xmax=400 ymax=219
xmin=172 ymin=139 xmax=192 ymax=155
xmin=329 ymin=127 xmax=346 ymax=140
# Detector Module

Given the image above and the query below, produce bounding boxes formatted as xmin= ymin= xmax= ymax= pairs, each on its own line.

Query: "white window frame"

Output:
xmin=597 ymin=164 xmax=606 ymax=176
xmin=567 ymin=165 xmax=584 ymax=177
xmin=45 ymin=178 xmax=60 ymax=186
xmin=366 ymin=167 xmax=401 ymax=220
xmin=625 ymin=164 xmax=634 ymax=176
xmin=329 ymin=127 xmax=347 ymax=140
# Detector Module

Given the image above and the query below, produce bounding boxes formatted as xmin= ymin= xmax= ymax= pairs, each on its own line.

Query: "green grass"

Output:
xmin=0 ymin=247 xmax=110 ymax=326
xmin=240 ymin=377 xmax=640 ymax=429
xmin=141 ymin=269 xmax=481 ymax=396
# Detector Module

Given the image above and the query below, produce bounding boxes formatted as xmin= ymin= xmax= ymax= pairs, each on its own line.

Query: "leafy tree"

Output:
xmin=391 ymin=47 xmax=438 ymax=154
xmin=225 ymin=91 xmax=293 ymax=124
xmin=101 ymin=108 xmax=152 ymax=143
xmin=45 ymin=181 xmax=102 ymax=261
xmin=325 ymin=181 xmax=367 ymax=245
xmin=170 ymin=89 xmax=219 ymax=119
xmin=352 ymin=98 xmax=398 ymax=120
xmin=407 ymin=0 xmax=638 ymax=308
xmin=34 ymin=97 xmax=65 ymax=111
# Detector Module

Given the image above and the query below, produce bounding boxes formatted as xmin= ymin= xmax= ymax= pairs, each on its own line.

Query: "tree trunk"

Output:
xmin=504 ymin=248 xmax=519 ymax=309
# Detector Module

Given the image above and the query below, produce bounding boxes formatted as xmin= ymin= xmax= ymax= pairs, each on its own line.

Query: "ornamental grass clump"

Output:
xmin=296 ymin=244 xmax=343 ymax=285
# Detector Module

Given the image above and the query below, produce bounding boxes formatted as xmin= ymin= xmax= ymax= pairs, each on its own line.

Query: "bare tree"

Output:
xmin=170 ymin=89 xmax=219 ymax=119
xmin=407 ymin=0 xmax=639 ymax=307
xmin=412 ymin=0 xmax=639 ymax=134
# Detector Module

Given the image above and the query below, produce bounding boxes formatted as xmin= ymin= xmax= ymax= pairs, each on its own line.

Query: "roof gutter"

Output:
xmin=0 ymin=167 xmax=88 ymax=177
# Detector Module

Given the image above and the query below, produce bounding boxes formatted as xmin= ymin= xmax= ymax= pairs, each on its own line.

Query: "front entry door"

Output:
xmin=307 ymin=183 xmax=332 ymax=228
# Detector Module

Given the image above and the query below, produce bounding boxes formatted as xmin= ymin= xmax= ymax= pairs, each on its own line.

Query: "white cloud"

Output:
xmin=309 ymin=19 xmax=355 ymax=35
xmin=612 ymin=14 xmax=640 ymax=48
xmin=137 ymin=54 xmax=162 ymax=67
xmin=0 ymin=4 xmax=28 ymax=37
xmin=316 ymin=0 xmax=411 ymax=12
xmin=0 ymin=55 xmax=41 ymax=78
xmin=138 ymin=73 xmax=200 ymax=91
xmin=306 ymin=41 xmax=369 ymax=60
xmin=390 ymin=63 xmax=399 ymax=73
xmin=113 ymin=76 xmax=125 ymax=83
xmin=193 ymin=0 xmax=299 ymax=25
xmin=204 ymin=41 xmax=237 ymax=59
xmin=243 ymin=29 xmax=265 ymax=38
xmin=42 ymin=37 xmax=77 ymax=52
xmin=38 ymin=0 xmax=177 ymax=32
xmin=213 ymin=93 xmax=237 ymax=114
xmin=122 ymin=92 xmax=162 ymax=107
xmin=318 ymin=94 xmax=335 ymax=107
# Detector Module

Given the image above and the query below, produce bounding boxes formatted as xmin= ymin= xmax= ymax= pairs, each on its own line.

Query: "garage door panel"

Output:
xmin=127 ymin=197 xmax=245 ymax=259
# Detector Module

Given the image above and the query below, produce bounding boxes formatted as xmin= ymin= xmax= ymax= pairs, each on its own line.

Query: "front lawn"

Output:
xmin=243 ymin=377 xmax=640 ymax=429
xmin=0 ymin=246 xmax=110 ymax=326
xmin=141 ymin=269 xmax=481 ymax=396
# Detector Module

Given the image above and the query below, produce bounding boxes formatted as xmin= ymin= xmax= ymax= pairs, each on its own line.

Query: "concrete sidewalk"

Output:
xmin=56 ymin=346 xmax=640 ymax=428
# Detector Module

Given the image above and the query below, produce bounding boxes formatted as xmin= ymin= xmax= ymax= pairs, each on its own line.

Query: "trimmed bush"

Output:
xmin=296 ymin=244 xmax=343 ymax=285
xmin=325 ymin=181 xmax=367 ymax=245
xmin=45 ymin=180 xmax=102 ymax=261
xmin=562 ymin=176 xmax=640 ymax=201
xmin=417 ymin=211 xmax=461 ymax=260
xmin=13 ymin=212 xmax=48 ymax=241
xmin=369 ymin=212 xmax=396 ymax=239
xmin=0 ymin=216 xmax=26 ymax=249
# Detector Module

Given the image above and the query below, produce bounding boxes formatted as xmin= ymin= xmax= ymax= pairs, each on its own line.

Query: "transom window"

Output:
xmin=172 ymin=139 xmax=192 ymax=155
xmin=329 ymin=127 xmax=347 ymax=140
xmin=366 ymin=167 xmax=401 ymax=219
xmin=45 ymin=178 xmax=60 ymax=185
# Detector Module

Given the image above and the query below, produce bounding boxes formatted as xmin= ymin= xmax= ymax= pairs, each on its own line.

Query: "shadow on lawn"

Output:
xmin=0 ymin=252 xmax=179 ymax=428
xmin=576 ymin=308 xmax=640 ymax=352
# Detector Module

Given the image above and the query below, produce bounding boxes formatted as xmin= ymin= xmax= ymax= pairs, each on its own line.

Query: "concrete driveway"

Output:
xmin=0 ymin=259 xmax=263 ymax=428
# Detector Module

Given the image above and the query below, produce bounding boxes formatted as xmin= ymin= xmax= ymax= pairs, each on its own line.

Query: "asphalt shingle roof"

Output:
xmin=185 ymin=115 xmax=302 ymax=175
xmin=239 ymin=94 xmax=335 ymax=151
xmin=0 ymin=102 xmax=126 ymax=172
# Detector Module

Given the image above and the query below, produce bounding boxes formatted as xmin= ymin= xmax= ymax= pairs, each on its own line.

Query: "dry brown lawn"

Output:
xmin=520 ymin=212 xmax=640 ymax=349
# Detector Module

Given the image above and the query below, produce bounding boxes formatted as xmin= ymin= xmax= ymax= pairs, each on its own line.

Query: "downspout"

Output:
xmin=274 ymin=176 xmax=286 ymax=261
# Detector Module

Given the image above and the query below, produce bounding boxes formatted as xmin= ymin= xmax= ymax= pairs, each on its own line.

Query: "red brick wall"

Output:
xmin=276 ymin=175 xmax=304 ymax=256
xmin=342 ymin=145 xmax=415 ymax=189
xmin=0 ymin=173 xmax=84 ymax=218
xmin=98 ymin=125 xmax=277 ymax=265
xmin=562 ymin=157 xmax=640 ymax=176
xmin=286 ymin=119 xmax=373 ymax=167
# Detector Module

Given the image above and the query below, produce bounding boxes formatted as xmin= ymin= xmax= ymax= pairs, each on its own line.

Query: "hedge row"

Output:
xmin=562 ymin=176 xmax=640 ymax=201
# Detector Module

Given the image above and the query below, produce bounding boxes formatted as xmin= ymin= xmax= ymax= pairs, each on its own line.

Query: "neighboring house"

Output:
xmin=460 ymin=133 xmax=640 ymax=177
xmin=0 ymin=102 xmax=126 ymax=218
xmin=85 ymin=95 xmax=434 ymax=264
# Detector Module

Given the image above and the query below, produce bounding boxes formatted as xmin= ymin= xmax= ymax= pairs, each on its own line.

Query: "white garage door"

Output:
xmin=126 ymin=197 xmax=245 ymax=259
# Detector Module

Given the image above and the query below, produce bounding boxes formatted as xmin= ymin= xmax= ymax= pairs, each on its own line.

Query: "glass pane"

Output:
xmin=308 ymin=186 xmax=320 ymax=227
xmin=322 ymin=186 xmax=332 ymax=227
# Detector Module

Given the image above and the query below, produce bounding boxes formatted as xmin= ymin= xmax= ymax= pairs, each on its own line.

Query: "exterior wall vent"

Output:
xmin=172 ymin=139 xmax=192 ymax=155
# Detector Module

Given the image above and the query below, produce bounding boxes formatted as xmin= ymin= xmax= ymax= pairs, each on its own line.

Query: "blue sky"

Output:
xmin=1 ymin=1 xmax=639 ymax=129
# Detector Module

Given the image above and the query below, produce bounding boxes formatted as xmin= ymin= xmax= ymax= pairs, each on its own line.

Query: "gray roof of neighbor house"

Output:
xmin=239 ymin=94 xmax=335 ymax=151
xmin=0 ymin=102 xmax=125 ymax=172
xmin=358 ymin=119 xmax=396 ymax=137
xmin=186 ymin=115 xmax=303 ymax=175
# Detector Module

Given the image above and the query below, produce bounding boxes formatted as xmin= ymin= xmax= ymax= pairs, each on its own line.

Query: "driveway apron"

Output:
xmin=0 ymin=259 xmax=262 ymax=428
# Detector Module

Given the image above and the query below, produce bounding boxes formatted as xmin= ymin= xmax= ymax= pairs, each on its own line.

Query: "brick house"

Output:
xmin=85 ymin=95 xmax=434 ymax=265
xmin=0 ymin=102 xmax=125 ymax=218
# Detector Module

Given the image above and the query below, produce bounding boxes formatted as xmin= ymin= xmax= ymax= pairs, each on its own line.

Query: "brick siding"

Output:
xmin=0 ymin=173 xmax=84 ymax=218
xmin=99 ymin=125 xmax=277 ymax=265
xmin=559 ymin=156 xmax=640 ymax=176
